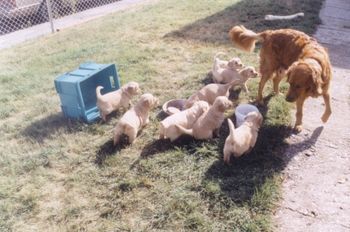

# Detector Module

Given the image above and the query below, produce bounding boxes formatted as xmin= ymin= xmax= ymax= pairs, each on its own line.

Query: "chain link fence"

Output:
xmin=0 ymin=0 xmax=121 ymax=35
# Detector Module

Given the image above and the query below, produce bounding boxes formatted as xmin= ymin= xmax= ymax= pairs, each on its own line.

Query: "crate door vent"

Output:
xmin=109 ymin=76 xmax=116 ymax=89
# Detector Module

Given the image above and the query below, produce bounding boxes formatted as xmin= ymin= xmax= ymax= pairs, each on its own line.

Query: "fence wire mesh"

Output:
xmin=0 ymin=0 xmax=120 ymax=35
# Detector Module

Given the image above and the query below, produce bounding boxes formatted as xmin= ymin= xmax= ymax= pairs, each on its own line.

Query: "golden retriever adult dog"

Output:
xmin=229 ymin=25 xmax=332 ymax=132
xmin=223 ymin=112 xmax=263 ymax=163
xmin=96 ymin=81 xmax=140 ymax=121
xmin=176 ymin=96 xmax=233 ymax=140
xmin=113 ymin=93 xmax=159 ymax=145
xmin=159 ymin=101 xmax=209 ymax=142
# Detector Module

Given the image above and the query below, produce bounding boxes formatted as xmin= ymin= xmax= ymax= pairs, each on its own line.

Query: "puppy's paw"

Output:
xmin=223 ymin=157 xmax=230 ymax=164
xmin=256 ymin=99 xmax=264 ymax=106
xmin=293 ymin=125 xmax=303 ymax=133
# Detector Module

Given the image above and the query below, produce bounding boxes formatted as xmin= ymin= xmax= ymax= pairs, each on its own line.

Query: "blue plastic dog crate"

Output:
xmin=54 ymin=62 xmax=120 ymax=123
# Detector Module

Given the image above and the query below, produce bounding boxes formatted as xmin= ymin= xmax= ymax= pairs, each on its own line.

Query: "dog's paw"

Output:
xmin=272 ymin=91 xmax=284 ymax=97
xmin=293 ymin=125 xmax=303 ymax=133
xmin=321 ymin=113 xmax=330 ymax=123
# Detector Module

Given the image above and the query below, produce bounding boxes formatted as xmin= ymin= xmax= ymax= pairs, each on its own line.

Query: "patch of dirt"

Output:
xmin=274 ymin=0 xmax=350 ymax=231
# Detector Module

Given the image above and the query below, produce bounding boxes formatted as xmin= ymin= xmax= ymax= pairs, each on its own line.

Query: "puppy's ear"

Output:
xmin=218 ymin=100 xmax=232 ymax=112
xmin=217 ymin=102 xmax=226 ymax=112
xmin=255 ymin=113 xmax=263 ymax=127
xmin=227 ymin=100 xmax=233 ymax=109
xmin=127 ymin=85 xmax=136 ymax=93
xmin=142 ymin=97 xmax=152 ymax=108
xmin=143 ymin=96 xmax=158 ymax=108
xmin=154 ymin=97 xmax=160 ymax=107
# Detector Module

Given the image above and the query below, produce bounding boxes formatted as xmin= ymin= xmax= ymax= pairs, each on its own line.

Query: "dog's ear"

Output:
xmin=310 ymin=69 xmax=323 ymax=95
xmin=287 ymin=62 xmax=298 ymax=82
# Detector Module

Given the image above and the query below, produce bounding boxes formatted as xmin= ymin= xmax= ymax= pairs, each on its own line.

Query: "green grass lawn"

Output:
xmin=0 ymin=0 xmax=323 ymax=231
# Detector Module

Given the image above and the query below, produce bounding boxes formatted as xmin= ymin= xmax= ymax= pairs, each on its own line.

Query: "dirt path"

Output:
xmin=274 ymin=0 xmax=350 ymax=231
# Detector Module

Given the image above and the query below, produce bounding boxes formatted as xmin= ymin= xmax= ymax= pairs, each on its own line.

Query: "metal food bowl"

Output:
xmin=235 ymin=103 xmax=259 ymax=127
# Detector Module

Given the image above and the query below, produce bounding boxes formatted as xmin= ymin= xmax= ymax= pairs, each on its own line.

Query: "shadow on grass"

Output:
xmin=203 ymin=123 xmax=323 ymax=204
xmin=200 ymin=93 xmax=322 ymax=204
xmin=140 ymin=135 xmax=198 ymax=158
xmin=22 ymin=113 xmax=86 ymax=143
xmin=22 ymin=111 xmax=121 ymax=144
xmin=201 ymin=72 xmax=214 ymax=86
xmin=164 ymin=0 xmax=323 ymax=44
xmin=95 ymin=137 xmax=129 ymax=166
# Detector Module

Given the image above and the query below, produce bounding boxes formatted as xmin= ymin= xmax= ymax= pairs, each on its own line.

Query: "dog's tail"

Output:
xmin=96 ymin=86 xmax=104 ymax=100
xmin=175 ymin=124 xmax=193 ymax=136
xmin=229 ymin=25 xmax=263 ymax=52
xmin=227 ymin=118 xmax=235 ymax=139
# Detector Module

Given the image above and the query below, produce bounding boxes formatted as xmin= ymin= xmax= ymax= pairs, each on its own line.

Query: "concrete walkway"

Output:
xmin=0 ymin=0 xmax=155 ymax=50
xmin=315 ymin=0 xmax=350 ymax=69
xmin=274 ymin=0 xmax=350 ymax=231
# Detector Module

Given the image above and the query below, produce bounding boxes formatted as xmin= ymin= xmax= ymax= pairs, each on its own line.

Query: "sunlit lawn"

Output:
xmin=0 ymin=0 xmax=323 ymax=231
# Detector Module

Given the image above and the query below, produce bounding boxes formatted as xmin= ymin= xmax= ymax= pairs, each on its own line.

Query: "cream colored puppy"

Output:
xmin=212 ymin=55 xmax=243 ymax=84
xmin=212 ymin=53 xmax=243 ymax=84
xmin=212 ymin=52 xmax=243 ymax=69
xmin=231 ymin=66 xmax=259 ymax=93
xmin=159 ymin=101 xmax=209 ymax=142
xmin=213 ymin=52 xmax=229 ymax=69
xmin=223 ymin=111 xmax=263 ymax=163
xmin=213 ymin=65 xmax=258 ymax=88
xmin=113 ymin=93 xmax=159 ymax=145
xmin=184 ymin=79 xmax=240 ymax=109
xmin=96 ymin=82 xmax=140 ymax=121
xmin=176 ymin=96 xmax=233 ymax=140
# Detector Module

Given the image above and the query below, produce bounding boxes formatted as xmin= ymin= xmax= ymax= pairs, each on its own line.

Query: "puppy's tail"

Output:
xmin=96 ymin=86 xmax=104 ymax=100
xmin=229 ymin=25 xmax=263 ymax=52
xmin=213 ymin=52 xmax=226 ymax=73
xmin=227 ymin=118 xmax=235 ymax=139
xmin=226 ymin=79 xmax=242 ymax=89
xmin=175 ymin=124 xmax=193 ymax=136
xmin=214 ymin=52 xmax=226 ymax=61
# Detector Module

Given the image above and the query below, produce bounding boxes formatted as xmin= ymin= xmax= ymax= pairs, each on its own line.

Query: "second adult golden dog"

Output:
xmin=229 ymin=25 xmax=332 ymax=132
